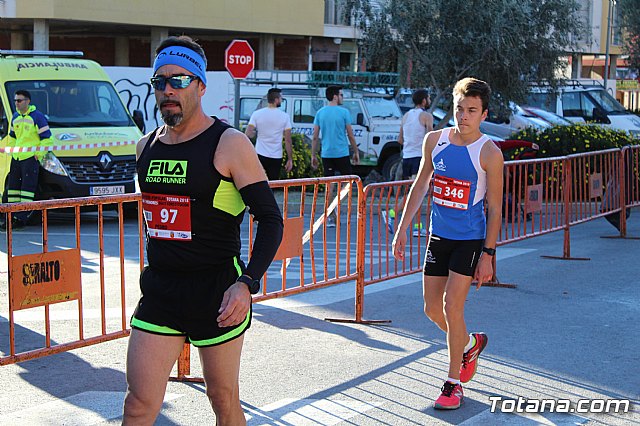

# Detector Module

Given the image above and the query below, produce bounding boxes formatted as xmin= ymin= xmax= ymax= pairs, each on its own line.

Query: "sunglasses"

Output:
xmin=14 ymin=98 xmax=27 ymax=103
xmin=150 ymin=75 xmax=199 ymax=91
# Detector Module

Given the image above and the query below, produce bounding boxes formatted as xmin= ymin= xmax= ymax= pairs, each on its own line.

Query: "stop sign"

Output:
xmin=225 ymin=39 xmax=255 ymax=80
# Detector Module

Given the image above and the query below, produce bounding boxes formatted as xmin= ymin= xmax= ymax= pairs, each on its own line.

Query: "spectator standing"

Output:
xmin=245 ymin=88 xmax=293 ymax=180
xmin=1 ymin=90 xmax=52 ymax=230
xmin=311 ymin=85 xmax=360 ymax=227
xmin=399 ymin=89 xmax=433 ymax=179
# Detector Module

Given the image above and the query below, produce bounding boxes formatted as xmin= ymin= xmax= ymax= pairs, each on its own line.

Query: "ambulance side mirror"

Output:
xmin=0 ymin=117 xmax=7 ymax=138
xmin=132 ymin=109 xmax=145 ymax=133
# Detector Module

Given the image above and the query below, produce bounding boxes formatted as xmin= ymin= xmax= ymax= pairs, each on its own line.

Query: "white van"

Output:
xmin=255 ymin=88 xmax=403 ymax=180
xmin=527 ymin=81 xmax=640 ymax=137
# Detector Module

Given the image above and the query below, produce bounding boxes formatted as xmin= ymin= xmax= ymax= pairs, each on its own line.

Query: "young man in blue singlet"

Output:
xmin=122 ymin=36 xmax=283 ymax=425
xmin=392 ymin=77 xmax=504 ymax=410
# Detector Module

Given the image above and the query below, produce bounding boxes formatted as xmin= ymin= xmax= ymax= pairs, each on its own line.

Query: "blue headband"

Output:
xmin=153 ymin=46 xmax=207 ymax=86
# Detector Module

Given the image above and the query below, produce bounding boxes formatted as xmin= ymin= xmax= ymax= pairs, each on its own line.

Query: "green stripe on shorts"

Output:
xmin=190 ymin=309 xmax=251 ymax=347
xmin=131 ymin=316 xmax=184 ymax=335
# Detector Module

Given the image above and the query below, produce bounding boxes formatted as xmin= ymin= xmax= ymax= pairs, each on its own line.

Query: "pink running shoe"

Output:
xmin=434 ymin=381 xmax=463 ymax=410
xmin=460 ymin=332 xmax=488 ymax=383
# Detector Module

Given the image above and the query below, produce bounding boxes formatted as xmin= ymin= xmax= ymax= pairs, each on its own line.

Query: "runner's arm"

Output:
xmin=216 ymin=129 xmax=283 ymax=326
xmin=474 ymin=142 xmax=504 ymax=288
xmin=217 ymin=129 xmax=283 ymax=280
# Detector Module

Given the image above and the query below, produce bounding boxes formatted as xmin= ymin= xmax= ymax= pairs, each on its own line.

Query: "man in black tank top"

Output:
xmin=123 ymin=36 xmax=283 ymax=425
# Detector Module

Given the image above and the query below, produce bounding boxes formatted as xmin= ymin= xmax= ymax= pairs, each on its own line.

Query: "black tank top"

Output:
xmin=137 ymin=119 xmax=246 ymax=271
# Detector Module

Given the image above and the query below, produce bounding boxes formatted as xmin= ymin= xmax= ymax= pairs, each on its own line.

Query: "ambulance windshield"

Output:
xmin=6 ymin=80 xmax=134 ymax=127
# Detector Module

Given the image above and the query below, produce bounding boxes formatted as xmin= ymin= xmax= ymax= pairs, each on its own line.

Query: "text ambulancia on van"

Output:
xmin=0 ymin=50 xmax=142 ymax=200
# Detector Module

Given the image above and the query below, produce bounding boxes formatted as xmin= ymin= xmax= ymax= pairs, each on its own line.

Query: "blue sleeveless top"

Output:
xmin=429 ymin=128 xmax=489 ymax=240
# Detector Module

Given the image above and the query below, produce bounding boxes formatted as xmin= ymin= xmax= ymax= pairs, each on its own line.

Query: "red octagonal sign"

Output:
xmin=225 ymin=39 xmax=255 ymax=80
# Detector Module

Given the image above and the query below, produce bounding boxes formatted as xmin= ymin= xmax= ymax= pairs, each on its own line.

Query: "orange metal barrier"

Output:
xmin=0 ymin=194 xmax=143 ymax=365
xmin=250 ymin=176 xmax=363 ymax=303
xmin=173 ymin=175 xmax=366 ymax=380
xmin=2 ymin=146 xmax=638 ymax=380
xmin=617 ymin=145 xmax=640 ymax=238
xmin=361 ymin=181 xmax=429 ymax=288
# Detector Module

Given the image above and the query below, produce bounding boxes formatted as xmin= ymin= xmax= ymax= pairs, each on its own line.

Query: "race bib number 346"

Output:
xmin=142 ymin=192 xmax=192 ymax=240
xmin=432 ymin=175 xmax=471 ymax=210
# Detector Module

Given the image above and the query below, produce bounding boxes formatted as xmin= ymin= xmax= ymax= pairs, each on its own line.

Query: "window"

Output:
xmin=562 ymin=92 xmax=597 ymax=120
xmin=342 ymin=100 xmax=364 ymax=125
xmin=293 ymin=99 xmax=324 ymax=123
xmin=239 ymin=98 xmax=261 ymax=121
xmin=5 ymin=80 xmax=133 ymax=127
xmin=526 ymin=93 xmax=557 ymax=111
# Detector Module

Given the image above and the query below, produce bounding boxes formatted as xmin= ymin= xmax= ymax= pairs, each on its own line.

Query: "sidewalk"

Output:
xmin=0 ymin=211 xmax=639 ymax=425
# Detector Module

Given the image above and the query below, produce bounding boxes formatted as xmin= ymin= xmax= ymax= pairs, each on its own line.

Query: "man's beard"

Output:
xmin=162 ymin=111 xmax=183 ymax=127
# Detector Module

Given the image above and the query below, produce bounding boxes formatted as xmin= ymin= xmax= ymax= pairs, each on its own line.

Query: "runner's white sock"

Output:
xmin=447 ymin=377 xmax=461 ymax=385
xmin=463 ymin=334 xmax=476 ymax=353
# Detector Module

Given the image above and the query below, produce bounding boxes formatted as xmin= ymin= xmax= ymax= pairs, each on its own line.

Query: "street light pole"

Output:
xmin=604 ymin=0 xmax=615 ymax=91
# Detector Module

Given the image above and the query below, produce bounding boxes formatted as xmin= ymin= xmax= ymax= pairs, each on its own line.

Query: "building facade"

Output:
xmin=0 ymin=0 xmax=361 ymax=72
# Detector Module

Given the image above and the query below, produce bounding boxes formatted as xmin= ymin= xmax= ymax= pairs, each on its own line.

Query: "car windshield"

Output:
xmin=522 ymin=107 xmax=571 ymax=125
xmin=6 ymin=80 xmax=134 ymax=127
xmin=586 ymin=89 xmax=627 ymax=114
xmin=363 ymin=97 xmax=402 ymax=119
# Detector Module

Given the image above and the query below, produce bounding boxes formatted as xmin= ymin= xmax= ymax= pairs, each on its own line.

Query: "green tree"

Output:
xmin=619 ymin=0 xmax=640 ymax=74
xmin=343 ymin=0 xmax=585 ymax=126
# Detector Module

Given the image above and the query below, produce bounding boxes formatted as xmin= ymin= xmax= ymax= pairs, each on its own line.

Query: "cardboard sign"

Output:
xmin=273 ymin=216 xmax=304 ymax=261
xmin=526 ymin=184 xmax=543 ymax=213
xmin=10 ymin=249 xmax=81 ymax=311
xmin=589 ymin=173 xmax=603 ymax=199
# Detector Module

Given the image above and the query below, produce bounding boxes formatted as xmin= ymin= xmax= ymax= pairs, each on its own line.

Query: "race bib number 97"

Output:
xmin=142 ymin=192 xmax=192 ymax=240
xmin=432 ymin=175 xmax=471 ymax=210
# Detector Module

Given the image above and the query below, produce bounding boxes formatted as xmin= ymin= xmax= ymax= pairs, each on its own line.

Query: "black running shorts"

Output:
xmin=423 ymin=234 xmax=484 ymax=277
xmin=322 ymin=156 xmax=352 ymax=177
xmin=130 ymin=257 xmax=251 ymax=347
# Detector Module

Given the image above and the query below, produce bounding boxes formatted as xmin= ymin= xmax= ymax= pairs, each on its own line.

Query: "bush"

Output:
xmin=509 ymin=124 xmax=637 ymax=159
xmin=280 ymin=133 xmax=324 ymax=179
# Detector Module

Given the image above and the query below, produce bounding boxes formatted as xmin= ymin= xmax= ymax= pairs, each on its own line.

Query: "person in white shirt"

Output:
xmin=245 ymin=88 xmax=293 ymax=180
xmin=398 ymin=89 xmax=433 ymax=179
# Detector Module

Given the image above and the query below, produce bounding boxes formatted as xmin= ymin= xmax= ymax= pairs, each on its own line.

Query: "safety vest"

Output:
xmin=8 ymin=105 xmax=53 ymax=160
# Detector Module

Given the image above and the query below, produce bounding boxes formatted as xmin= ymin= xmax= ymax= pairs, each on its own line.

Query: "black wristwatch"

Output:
xmin=482 ymin=246 xmax=496 ymax=256
xmin=236 ymin=274 xmax=260 ymax=294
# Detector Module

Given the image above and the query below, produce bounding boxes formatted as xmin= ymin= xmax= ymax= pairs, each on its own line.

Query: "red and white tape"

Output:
xmin=2 ymin=140 xmax=137 ymax=154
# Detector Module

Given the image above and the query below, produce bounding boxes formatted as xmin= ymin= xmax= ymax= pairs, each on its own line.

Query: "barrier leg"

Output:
xmin=169 ymin=343 xmax=204 ymax=383
xmin=325 ymin=183 xmax=392 ymax=325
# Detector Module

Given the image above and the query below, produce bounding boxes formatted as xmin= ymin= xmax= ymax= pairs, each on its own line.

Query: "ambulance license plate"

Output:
xmin=90 ymin=186 xmax=125 ymax=195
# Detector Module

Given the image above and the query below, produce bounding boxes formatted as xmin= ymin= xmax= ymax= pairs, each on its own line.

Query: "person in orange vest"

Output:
xmin=1 ymin=90 xmax=52 ymax=230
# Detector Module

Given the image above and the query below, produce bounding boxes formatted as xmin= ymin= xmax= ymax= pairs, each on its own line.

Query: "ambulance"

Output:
xmin=0 ymin=50 xmax=142 ymax=201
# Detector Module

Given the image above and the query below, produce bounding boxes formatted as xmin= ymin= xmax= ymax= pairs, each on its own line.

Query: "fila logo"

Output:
xmin=148 ymin=160 xmax=188 ymax=177
xmin=434 ymin=158 xmax=446 ymax=172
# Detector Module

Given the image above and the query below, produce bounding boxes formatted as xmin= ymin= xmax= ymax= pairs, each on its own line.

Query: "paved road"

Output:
xmin=0 ymin=210 xmax=639 ymax=425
